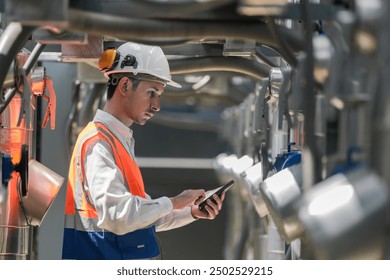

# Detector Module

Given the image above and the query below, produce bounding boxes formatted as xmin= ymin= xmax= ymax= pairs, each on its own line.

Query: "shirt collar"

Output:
xmin=93 ymin=109 xmax=133 ymax=142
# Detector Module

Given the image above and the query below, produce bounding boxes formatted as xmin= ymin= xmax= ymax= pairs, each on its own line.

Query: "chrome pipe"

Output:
xmin=21 ymin=43 xmax=46 ymax=77
xmin=0 ymin=22 xmax=35 ymax=89
xmin=267 ymin=218 xmax=285 ymax=260
xmin=67 ymin=9 xmax=304 ymax=52
xmin=170 ymin=56 xmax=270 ymax=81
xmin=0 ymin=226 xmax=29 ymax=260
xmin=296 ymin=168 xmax=389 ymax=259
xmin=0 ymin=177 xmax=30 ymax=260
xmin=260 ymin=163 xmax=303 ymax=242
xmin=122 ymin=0 xmax=234 ymax=17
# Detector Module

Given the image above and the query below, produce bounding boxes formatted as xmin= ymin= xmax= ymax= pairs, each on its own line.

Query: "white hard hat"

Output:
xmin=99 ymin=42 xmax=181 ymax=88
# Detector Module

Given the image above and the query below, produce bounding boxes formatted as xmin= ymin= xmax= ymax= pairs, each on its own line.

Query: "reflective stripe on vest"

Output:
xmin=62 ymin=122 xmax=159 ymax=259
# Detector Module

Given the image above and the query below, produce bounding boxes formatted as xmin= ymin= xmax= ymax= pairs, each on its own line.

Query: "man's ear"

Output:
xmin=118 ymin=77 xmax=130 ymax=95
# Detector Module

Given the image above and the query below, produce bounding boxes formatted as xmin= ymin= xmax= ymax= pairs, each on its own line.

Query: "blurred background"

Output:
xmin=2 ymin=0 xmax=390 ymax=260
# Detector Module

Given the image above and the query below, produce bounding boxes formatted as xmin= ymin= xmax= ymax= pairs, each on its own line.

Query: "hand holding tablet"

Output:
xmin=198 ymin=180 xmax=235 ymax=212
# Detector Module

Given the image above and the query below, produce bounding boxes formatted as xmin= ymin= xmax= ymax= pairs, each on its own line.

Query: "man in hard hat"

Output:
xmin=62 ymin=42 xmax=225 ymax=260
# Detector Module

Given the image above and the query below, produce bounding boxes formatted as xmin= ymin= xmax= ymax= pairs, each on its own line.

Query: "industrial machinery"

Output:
xmin=1 ymin=0 xmax=390 ymax=260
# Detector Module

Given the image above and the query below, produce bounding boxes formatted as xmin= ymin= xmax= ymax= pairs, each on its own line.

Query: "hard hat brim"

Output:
xmin=166 ymin=79 xmax=182 ymax=89
xmin=105 ymin=69 xmax=182 ymax=88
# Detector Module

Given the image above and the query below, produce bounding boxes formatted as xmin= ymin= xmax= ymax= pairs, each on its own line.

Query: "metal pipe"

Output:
xmin=254 ymin=47 xmax=279 ymax=68
xmin=298 ymin=0 xmax=319 ymax=260
xmin=266 ymin=16 xmax=298 ymax=67
xmin=370 ymin=2 xmax=390 ymax=202
xmin=21 ymin=43 xmax=46 ymax=77
xmin=0 ymin=164 xmax=30 ymax=260
xmin=0 ymin=88 xmax=18 ymax=115
xmin=0 ymin=43 xmax=46 ymax=115
xmin=163 ymin=90 xmax=241 ymax=106
xmin=300 ymin=0 xmax=319 ymax=191
xmin=128 ymin=0 xmax=234 ymax=14
xmin=71 ymin=0 xmax=235 ymax=19
xmin=152 ymin=111 xmax=220 ymax=132
xmin=65 ymin=81 xmax=81 ymax=158
xmin=0 ymin=22 xmax=35 ymax=89
xmin=67 ymin=9 xmax=304 ymax=52
xmin=169 ymin=56 xmax=270 ymax=81
xmin=267 ymin=218 xmax=285 ymax=260
xmin=2 ymin=62 xmax=15 ymax=90
xmin=77 ymin=83 xmax=106 ymax=127
xmin=0 ymin=23 xmax=35 ymax=260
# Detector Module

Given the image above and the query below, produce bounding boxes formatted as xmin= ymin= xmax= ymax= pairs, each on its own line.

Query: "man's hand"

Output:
xmin=170 ymin=189 xmax=205 ymax=210
xmin=191 ymin=192 xmax=225 ymax=220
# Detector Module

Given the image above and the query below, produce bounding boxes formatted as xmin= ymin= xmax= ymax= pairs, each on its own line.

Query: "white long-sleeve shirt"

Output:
xmin=84 ymin=109 xmax=197 ymax=235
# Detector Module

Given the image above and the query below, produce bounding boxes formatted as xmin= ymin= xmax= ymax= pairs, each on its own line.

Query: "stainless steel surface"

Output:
xmin=243 ymin=162 xmax=268 ymax=218
xmin=260 ymin=164 xmax=303 ymax=242
xmin=267 ymin=219 xmax=285 ymax=259
xmin=0 ymin=186 xmax=5 ymax=205
xmin=231 ymin=155 xmax=254 ymax=200
xmin=21 ymin=160 xmax=64 ymax=226
xmin=0 ymin=176 xmax=30 ymax=259
xmin=238 ymin=0 xmax=292 ymax=16
xmin=0 ymin=225 xmax=29 ymax=259
xmin=297 ymin=168 xmax=390 ymax=259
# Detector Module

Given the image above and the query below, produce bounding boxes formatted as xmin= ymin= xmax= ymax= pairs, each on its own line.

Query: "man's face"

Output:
xmin=124 ymin=79 xmax=164 ymax=125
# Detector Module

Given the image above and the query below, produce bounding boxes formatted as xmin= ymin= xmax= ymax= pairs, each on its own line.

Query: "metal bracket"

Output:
xmin=223 ymin=40 xmax=256 ymax=57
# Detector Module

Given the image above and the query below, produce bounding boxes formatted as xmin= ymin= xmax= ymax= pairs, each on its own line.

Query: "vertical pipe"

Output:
xmin=369 ymin=1 xmax=390 ymax=259
xmin=298 ymin=0 xmax=319 ymax=260
xmin=267 ymin=218 xmax=285 ymax=259
xmin=0 ymin=176 xmax=30 ymax=259
xmin=301 ymin=0 xmax=319 ymax=192
xmin=0 ymin=23 xmax=35 ymax=260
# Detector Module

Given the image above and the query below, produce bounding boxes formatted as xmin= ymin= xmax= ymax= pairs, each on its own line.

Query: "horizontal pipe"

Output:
xmin=67 ymin=9 xmax=304 ymax=52
xmin=70 ymin=0 xmax=235 ymax=19
xmin=152 ymin=111 xmax=220 ymax=132
xmin=163 ymin=90 xmax=243 ymax=106
xmin=137 ymin=157 xmax=214 ymax=169
xmin=169 ymin=56 xmax=270 ymax=80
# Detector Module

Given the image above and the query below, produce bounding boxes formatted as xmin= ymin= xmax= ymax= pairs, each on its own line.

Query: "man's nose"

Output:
xmin=151 ymin=98 xmax=160 ymax=112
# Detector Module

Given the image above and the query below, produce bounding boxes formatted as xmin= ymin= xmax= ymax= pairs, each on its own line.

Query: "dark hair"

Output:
xmin=106 ymin=75 xmax=141 ymax=100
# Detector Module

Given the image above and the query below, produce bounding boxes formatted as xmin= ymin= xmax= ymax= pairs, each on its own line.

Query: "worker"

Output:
xmin=62 ymin=42 xmax=225 ymax=260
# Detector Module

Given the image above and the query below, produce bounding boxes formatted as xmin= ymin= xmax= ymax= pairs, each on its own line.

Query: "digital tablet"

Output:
xmin=198 ymin=180 xmax=235 ymax=211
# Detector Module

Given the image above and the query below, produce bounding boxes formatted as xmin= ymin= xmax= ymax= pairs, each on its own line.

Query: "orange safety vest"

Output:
xmin=62 ymin=122 xmax=159 ymax=260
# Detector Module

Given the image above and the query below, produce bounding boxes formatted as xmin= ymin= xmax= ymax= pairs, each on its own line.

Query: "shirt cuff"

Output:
xmin=183 ymin=206 xmax=198 ymax=221
xmin=154 ymin=196 xmax=174 ymax=215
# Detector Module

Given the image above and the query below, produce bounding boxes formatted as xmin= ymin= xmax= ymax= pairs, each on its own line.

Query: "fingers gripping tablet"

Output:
xmin=198 ymin=180 xmax=235 ymax=211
